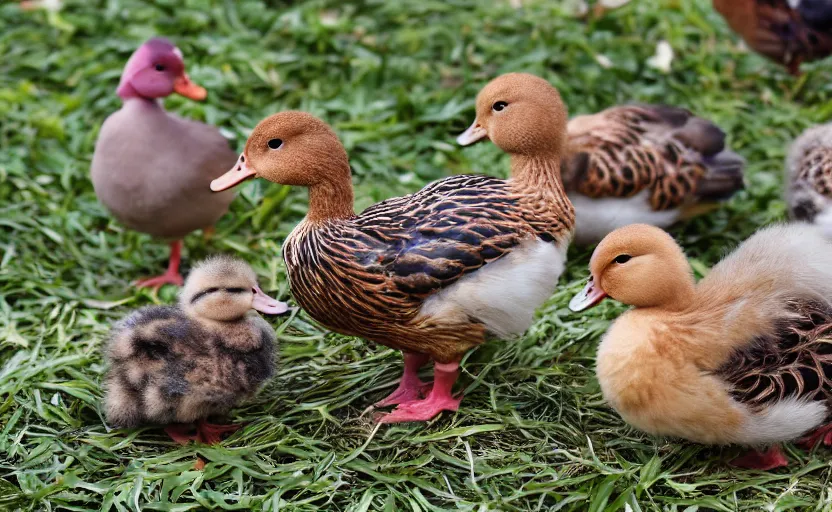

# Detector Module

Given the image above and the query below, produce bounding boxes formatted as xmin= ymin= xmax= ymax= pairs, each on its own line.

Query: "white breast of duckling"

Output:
xmin=419 ymin=238 xmax=567 ymax=338
xmin=571 ymin=190 xmax=681 ymax=246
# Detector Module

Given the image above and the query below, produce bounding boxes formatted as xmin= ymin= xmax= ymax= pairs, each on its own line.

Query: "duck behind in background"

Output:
xmin=786 ymin=123 xmax=832 ymax=236
xmin=563 ymin=104 xmax=745 ymax=245
xmin=713 ymin=0 xmax=832 ymax=75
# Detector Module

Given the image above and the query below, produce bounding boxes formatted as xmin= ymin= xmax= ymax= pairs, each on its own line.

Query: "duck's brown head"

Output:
xmin=181 ymin=255 xmax=288 ymax=322
xmin=210 ymin=111 xmax=354 ymax=221
xmin=457 ymin=73 xmax=568 ymax=158
xmin=117 ymin=38 xmax=206 ymax=101
xmin=569 ymin=224 xmax=695 ymax=312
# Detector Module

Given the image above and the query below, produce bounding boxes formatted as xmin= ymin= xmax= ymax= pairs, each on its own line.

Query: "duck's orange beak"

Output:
xmin=173 ymin=73 xmax=207 ymax=101
xmin=211 ymin=153 xmax=256 ymax=192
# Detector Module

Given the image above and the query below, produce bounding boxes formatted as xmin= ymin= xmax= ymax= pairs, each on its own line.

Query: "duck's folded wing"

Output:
xmin=565 ymin=105 xmax=739 ymax=210
xmin=716 ymin=300 xmax=832 ymax=409
xmin=351 ymin=175 xmax=539 ymax=298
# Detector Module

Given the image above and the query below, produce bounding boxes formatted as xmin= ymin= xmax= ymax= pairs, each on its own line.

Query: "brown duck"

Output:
xmin=91 ymin=38 xmax=237 ymax=288
xmin=570 ymin=223 xmax=832 ymax=470
xmin=563 ymin=104 xmax=745 ymax=244
xmin=210 ymin=73 xmax=575 ymax=423
xmin=713 ymin=0 xmax=832 ymax=75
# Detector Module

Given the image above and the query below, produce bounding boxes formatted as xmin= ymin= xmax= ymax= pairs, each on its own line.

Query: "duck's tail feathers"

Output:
xmin=695 ymin=150 xmax=746 ymax=202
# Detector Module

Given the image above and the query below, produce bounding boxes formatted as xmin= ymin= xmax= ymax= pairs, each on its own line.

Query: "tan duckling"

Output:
xmin=104 ymin=255 xmax=287 ymax=444
xmin=562 ymin=104 xmax=745 ymax=245
xmin=210 ymin=73 xmax=574 ymax=423
xmin=713 ymin=0 xmax=832 ymax=75
xmin=786 ymin=123 xmax=832 ymax=235
xmin=569 ymin=223 xmax=832 ymax=469
xmin=91 ymin=38 xmax=237 ymax=288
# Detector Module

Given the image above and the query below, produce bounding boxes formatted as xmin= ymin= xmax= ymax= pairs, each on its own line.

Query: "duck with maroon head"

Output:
xmin=91 ymin=38 xmax=237 ymax=288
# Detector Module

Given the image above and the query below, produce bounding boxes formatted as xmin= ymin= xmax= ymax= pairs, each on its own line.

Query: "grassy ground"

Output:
xmin=2 ymin=0 xmax=832 ymax=510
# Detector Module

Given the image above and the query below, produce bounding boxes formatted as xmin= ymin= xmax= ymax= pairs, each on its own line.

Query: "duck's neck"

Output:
xmin=121 ymin=96 xmax=163 ymax=109
xmin=306 ymin=177 xmax=355 ymax=224
xmin=509 ymin=153 xmax=568 ymax=197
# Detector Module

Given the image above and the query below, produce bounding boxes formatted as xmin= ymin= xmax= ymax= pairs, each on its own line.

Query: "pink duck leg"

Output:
xmin=374 ymin=352 xmax=432 ymax=408
xmin=196 ymin=421 xmax=242 ymax=444
xmin=136 ymin=240 xmax=185 ymax=289
xmin=377 ymin=361 xmax=462 ymax=423
xmin=798 ymin=423 xmax=832 ymax=449
xmin=730 ymin=446 xmax=789 ymax=470
xmin=164 ymin=420 xmax=242 ymax=445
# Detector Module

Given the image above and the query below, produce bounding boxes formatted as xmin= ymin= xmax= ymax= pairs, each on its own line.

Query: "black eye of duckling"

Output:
xmin=268 ymin=138 xmax=283 ymax=150
xmin=613 ymin=254 xmax=632 ymax=264
xmin=492 ymin=101 xmax=508 ymax=112
xmin=155 ymin=64 xmax=165 ymax=72
xmin=190 ymin=287 xmax=220 ymax=304
xmin=225 ymin=287 xmax=247 ymax=293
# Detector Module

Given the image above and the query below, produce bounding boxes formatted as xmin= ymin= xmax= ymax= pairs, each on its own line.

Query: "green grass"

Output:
xmin=2 ymin=0 xmax=832 ymax=509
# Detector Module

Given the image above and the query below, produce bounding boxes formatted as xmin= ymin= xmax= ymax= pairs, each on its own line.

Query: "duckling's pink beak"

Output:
xmin=568 ymin=275 xmax=607 ymax=312
xmin=457 ymin=119 xmax=487 ymax=146
xmin=211 ymin=153 xmax=256 ymax=192
xmin=252 ymin=285 xmax=289 ymax=315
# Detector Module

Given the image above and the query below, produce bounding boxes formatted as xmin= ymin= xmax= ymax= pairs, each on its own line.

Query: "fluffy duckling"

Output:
xmin=569 ymin=223 xmax=832 ymax=469
xmin=713 ymin=0 xmax=832 ymax=75
xmin=104 ymin=256 xmax=287 ymax=443
xmin=91 ymin=38 xmax=237 ymax=288
xmin=563 ymin=104 xmax=745 ymax=245
xmin=786 ymin=123 xmax=832 ymax=235
xmin=210 ymin=73 xmax=575 ymax=423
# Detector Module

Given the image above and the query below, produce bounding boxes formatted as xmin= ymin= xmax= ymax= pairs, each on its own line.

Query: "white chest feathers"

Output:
xmin=418 ymin=239 xmax=567 ymax=338
xmin=571 ymin=190 xmax=681 ymax=245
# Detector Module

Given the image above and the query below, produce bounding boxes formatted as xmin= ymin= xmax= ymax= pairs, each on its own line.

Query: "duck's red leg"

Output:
xmin=136 ymin=240 xmax=185 ymax=289
xmin=377 ymin=361 xmax=462 ymax=423
xmin=730 ymin=446 xmax=789 ymax=470
xmin=374 ymin=352 xmax=431 ymax=408
xmin=798 ymin=423 xmax=832 ymax=449
xmin=195 ymin=420 xmax=242 ymax=444
xmin=164 ymin=424 xmax=198 ymax=445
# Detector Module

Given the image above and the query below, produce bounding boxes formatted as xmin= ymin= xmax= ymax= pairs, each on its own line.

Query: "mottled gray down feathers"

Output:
xmin=104 ymin=305 xmax=276 ymax=428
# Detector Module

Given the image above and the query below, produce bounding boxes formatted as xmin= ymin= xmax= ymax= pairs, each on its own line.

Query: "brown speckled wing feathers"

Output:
xmin=796 ymin=145 xmax=832 ymax=199
xmin=564 ymin=105 xmax=735 ymax=210
xmin=717 ymin=300 xmax=832 ymax=414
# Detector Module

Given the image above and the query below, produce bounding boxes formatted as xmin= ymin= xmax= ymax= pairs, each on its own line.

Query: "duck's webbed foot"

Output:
xmin=377 ymin=361 xmax=462 ymax=423
xmin=164 ymin=420 xmax=242 ymax=445
xmin=374 ymin=352 xmax=432 ymax=408
xmin=798 ymin=423 xmax=832 ymax=449
xmin=196 ymin=420 xmax=242 ymax=444
xmin=136 ymin=240 xmax=185 ymax=289
xmin=164 ymin=424 xmax=199 ymax=445
xmin=730 ymin=446 xmax=789 ymax=470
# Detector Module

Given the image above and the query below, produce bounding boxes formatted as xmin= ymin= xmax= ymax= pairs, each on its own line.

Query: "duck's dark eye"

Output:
xmin=492 ymin=101 xmax=508 ymax=112
xmin=155 ymin=64 xmax=165 ymax=72
xmin=225 ymin=287 xmax=246 ymax=294
xmin=268 ymin=138 xmax=283 ymax=150
xmin=613 ymin=254 xmax=632 ymax=264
